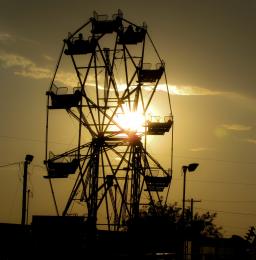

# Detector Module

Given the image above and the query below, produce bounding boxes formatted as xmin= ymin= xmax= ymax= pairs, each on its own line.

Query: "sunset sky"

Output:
xmin=0 ymin=0 xmax=256 ymax=237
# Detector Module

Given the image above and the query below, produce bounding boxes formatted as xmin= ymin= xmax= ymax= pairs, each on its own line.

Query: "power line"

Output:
xmin=174 ymin=154 xmax=256 ymax=165
xmin=0 ymin=135 xmax=70 ymax=145
xmin=0 ymin=162 xmax=21 ymax=168
xmin=0 ymin=135 xmax=44 ymax=143
xmin=203 ymin=199 xmax=256 ymax=203
xmin=196 ymin=207 xmax=256 ymax=217
xmin=190 ymin=179 xmax=256 ymax=186
xmin=172 ymin=177 xmax=256 ymax=186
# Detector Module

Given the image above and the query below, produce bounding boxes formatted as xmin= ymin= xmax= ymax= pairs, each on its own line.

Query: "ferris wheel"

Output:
xmin=44 ymin=9 xmax=174 ymax=232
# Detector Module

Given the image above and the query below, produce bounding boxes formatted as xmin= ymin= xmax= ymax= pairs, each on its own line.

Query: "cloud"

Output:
xmin=55 ymin=71 xmax=78 ymax=87
xmin=245 ymin=139 xmax=256 ymax=145
xmin=0 ymin=50 xmax=78 ymax=85
xmin=15 ymin=66 xmax=51 ymax=80
xmin=43 ymin=55 xmax=54 ymax=61
xmin=157 ymin=84 xmax=234 ymax=97
xmin=0 ymin=51 xmax=51 ymax=80
xmin=215 ymin=124 xmax=253 ymax=139
xmin=124 ymin=84 xmax=226 ymax=96
xmin=0 ymin=49 xmax=246 ymax=99
xmin=189 ymin=147 xmax=214 ymax=152
xmin=157 ymin=84 xmax=225 ymax=96
xmin=0 ymin=52 xmax=33 ymax=68
xmin=221 ymin=124 xmax=252 ymax=131
xmin=0 ymin=31 xmax=39 ymax=46
xmin=0 ymin=33 xmax=12 ymax=42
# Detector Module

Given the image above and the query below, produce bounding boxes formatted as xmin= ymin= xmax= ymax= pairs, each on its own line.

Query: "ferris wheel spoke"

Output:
xmin=103 ymin=144 xmax=133 ymax=218
xmin=97 ymin=45 xmax=120 ymax=100
xmin=67 ymin=109 xmax=97 ymax=137
xmin=62 ymin=143 xmax=94 ymax=215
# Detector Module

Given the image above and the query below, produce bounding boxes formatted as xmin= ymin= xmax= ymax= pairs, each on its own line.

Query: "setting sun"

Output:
xmin=116 ymin=111 xmax=145 ymax=132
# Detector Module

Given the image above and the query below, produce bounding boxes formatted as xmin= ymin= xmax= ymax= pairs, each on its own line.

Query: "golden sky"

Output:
xmin=0 ymin=0 xmax=256 ymax=237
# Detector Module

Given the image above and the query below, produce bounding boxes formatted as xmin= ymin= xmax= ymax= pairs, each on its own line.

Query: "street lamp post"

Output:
xmin=21 ymin=154 xmax=33 ymax=225
xmin=182 ymin=163 xmax=199 ymax=220
xmin=181 ymin=163 xmax=199 ymax=260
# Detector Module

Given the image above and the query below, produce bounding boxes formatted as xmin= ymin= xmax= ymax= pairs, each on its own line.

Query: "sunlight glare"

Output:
xmin=116 ymin=111 xmax=145 ymax=132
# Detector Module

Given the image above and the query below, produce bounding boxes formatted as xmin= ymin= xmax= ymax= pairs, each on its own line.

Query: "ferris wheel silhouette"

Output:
xmin=44 ymin=9 xmax=173 ymax=232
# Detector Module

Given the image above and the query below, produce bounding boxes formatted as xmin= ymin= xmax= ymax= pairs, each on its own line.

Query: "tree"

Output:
xmin=192 ymin=211 xmax=223 ymax=238
xmin=136 ymin=201 xmax=223 ymax=239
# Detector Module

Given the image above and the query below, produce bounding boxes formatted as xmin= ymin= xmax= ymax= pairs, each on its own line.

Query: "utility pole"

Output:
xmin=181 ymin=163 xmax=199 ymax=260
xmin=26 ymin=189 xmax=31 ymax=225
xmin=21 ymin=154 xmax=33 ymax=225
xmin=185 ymin=198 xmax=201 ymax=220
xmin=182 ymin=198 xmax=201 ymax=260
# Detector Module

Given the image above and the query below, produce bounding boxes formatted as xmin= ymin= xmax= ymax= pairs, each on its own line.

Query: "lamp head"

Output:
xmin=187 ymin=163 xmax=199 ymax=172
xmin=182 ymin=165 xmax=188 ymax=173
xmin=182 ymin=163 xmax=199 ymax=173
xmin=25 ymin=154 xmax=34 ymax=163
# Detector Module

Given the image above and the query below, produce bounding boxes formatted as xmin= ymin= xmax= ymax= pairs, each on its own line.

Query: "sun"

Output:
xmin=115 ymin=103 xmax=146 ymax=133
xmin=115 ymin=110 xmax=145 ymax=133
xmin=113 ymin=102 xmax=157 ymax=134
